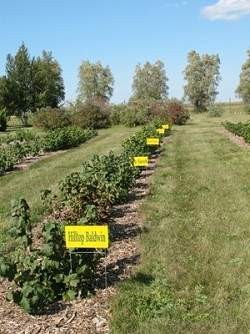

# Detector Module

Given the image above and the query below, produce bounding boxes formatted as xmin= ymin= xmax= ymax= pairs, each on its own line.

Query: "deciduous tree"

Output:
xmin=77 ymin=61 xmax=114 ymax=103
xmin=184 ymin=51 xmax=221 ymax=112
xmin=131 ymin=60 xmax=168 ymax=101
xmin=31 ymin=51 xmax=65 ymax=110
xmin=236 ymin=50 xmax=250 ymax=105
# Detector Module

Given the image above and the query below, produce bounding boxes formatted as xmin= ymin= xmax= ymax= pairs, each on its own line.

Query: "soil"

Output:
xmin=0 ymin=138 xmax=171 ymax=334
xmin=221 ymin=128 xmax=250 ymax=149
xmin=15 ymin=150 xmax=68 ymax=171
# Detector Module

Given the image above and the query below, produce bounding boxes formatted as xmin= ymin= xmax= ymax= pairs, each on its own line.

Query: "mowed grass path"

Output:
xmin=112 ymin=112 xmax=250 ymax=334
xmin=0 ymin=126 xmax=139 ymax=234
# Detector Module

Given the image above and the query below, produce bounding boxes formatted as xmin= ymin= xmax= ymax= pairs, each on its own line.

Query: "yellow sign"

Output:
xmin=156 ymin=128 xmax=165 ymax=135
xmin=146 ymin=137 xmax=160 ymax=146
xmin=65 ymin=225 xmax=109 ymax=249
xmin=162 ymin=124 xmax=170 ymax=130
xmin=133 ymin=156 xmax=149 ymax=167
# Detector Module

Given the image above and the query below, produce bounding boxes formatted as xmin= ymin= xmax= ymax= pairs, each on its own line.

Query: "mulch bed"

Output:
xmin=0 ymin=140 xmax=169 ymax=334
xmin=221 ymin=128 xmax=250 ymax=149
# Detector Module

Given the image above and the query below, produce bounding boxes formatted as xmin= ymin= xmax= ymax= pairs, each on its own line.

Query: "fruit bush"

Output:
xmin=43 ymin=127 xmax=96 ymax=152
xmin=72 ymin=101 xmax=111 ymax=129
xmin=0 ymin=127 xmax=97 ymax=175
xmin=223 ymin=121 xmax=250 ymax=143
xmin=60 ymin=151 xmax=138 ymax=223
xmin=0 ymin=199 xmax=98 ymax=314
xmin=0 ymin=122 xmax=170 ymax=314
xmin=32 ymin=107 xmax=72 ymax=130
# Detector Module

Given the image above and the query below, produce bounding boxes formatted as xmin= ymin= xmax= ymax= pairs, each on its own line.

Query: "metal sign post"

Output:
xmin=65 ymin=225 xmax=109 ymax=288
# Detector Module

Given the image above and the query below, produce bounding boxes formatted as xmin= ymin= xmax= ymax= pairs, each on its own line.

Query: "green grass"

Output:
xmin=111 ymin=110 xmax=250 ymax=334
xmin=0 ymin=125 xmax=139 ymax=240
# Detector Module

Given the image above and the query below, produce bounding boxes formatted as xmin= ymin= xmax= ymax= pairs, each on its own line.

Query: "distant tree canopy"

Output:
xmin=131 ymin=60 xmax=168 ymax=101
xmin=77 ymin=61 xmax=114 ymax=103
xmin=184 ymin=50 xmax=221 ymax=112
xmin=236 ymin=49 xmax=250 ymax=105
xmin=0 ymin=43 xmax=65 ymax=125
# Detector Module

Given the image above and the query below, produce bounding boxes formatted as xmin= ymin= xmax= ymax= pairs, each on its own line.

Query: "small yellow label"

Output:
xmin=146 ymin=137 xmax=160 ymax=146
xmin=65 ymin=225 xmax=109 ymax=249
xmin=156 ymin=128 xmax=165 ymax=135
xmin=133 ymin=156 xmax=149 ymax=167
xmin=162 ymin=124 xmax=170 ymax=130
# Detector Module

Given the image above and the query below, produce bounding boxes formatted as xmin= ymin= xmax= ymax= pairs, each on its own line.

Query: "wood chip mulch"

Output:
xmin=221 ymin=128 xmax=250 ymax=149
xmin=0 ymin=140 xmax=169 ymax=334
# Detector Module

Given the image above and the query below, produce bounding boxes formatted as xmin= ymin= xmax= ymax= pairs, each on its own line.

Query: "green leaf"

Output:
xmin=63 ymin=289 xmax=76 ymax=301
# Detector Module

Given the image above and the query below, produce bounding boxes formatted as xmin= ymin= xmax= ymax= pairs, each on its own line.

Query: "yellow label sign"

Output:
xmin=65 ymin=225 xmax=109 ymax=249
xmin=156 ymin=128 xmax=165 ymax=135
xmin=133 ymin=156 xmax=149 ymax=167
xmin=146 ymin=137 xmax=160 ymax=146
xmin=162 ymin=124 xmax=170 ymax=130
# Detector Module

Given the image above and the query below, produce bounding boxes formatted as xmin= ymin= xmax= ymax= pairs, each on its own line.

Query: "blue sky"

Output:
xmin=0 ymin=0 xmax=249 ymax=103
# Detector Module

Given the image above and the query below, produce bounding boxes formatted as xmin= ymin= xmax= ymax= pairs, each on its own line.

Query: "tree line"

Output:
xmin=0 ymin=43 xmax=250 ymax=127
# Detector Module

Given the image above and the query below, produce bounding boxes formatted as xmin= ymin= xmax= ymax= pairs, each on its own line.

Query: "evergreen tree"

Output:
xmin=0 ymin=43 xmax=65 ymax=125
xmin=4 ymin=43 xmax=32 ymax=125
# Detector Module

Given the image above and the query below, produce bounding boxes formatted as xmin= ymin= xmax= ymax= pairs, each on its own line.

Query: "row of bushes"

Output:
xmin=223 ymin=121 xmax=250 ymax=143
xmin=0 ymin=129 xmax=39 ymax=145
xmin=0 ymin=123 xmax=169 ymax=314
xmin=0 ymin=127 xmax=97 ymax=175
xmin=31 ymin=99 xmax=189 ymax=131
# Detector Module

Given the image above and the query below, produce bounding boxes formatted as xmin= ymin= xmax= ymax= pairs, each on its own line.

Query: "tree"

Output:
xmin=4 ymin=43 xmax=32 ymax=125
xmin=77 ymin=61 xmax=114 ymax=103
xmin=236 ymin=50 xmax=250 ymax=105
xmin=0 ymin=43 xmax=65 ymax=126
xmin=0 ymin=77 xmax=7 ymax=111
xmin=184 ymin=51 xmax=221 ymax=112
xmin=31 ymin=51 xmax=65 ymax=110
xmin=131 ymin=60 xmax=168 ymax=101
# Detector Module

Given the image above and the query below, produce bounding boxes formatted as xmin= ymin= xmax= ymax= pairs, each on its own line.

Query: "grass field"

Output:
xmin=111 ymin=110 xmax=250 ymax=333
xmin=0 ymin=125 xmax=139 ymax=242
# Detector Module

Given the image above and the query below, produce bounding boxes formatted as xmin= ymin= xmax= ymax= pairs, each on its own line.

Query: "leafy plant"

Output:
xmin=0 ymin=121 xmax=170 ymax=314
xmin=166 ymin=99 xmax=190 ymax=125
xmin=0 ymin=127 xmax=97 ymax=175
xmin=223 ymin=121 xmax=250 ymax=143
xmin=208 ymin=105 xmax=223 ymax=117
xmin=32 ymin=107 xmax=71 ymax=130
xmin=43 ymin=127 xmax=96 ymax=152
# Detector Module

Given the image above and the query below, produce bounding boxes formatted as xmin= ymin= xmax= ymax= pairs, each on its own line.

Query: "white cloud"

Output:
xmin=202 ymin=0 xmax=250 ymax=20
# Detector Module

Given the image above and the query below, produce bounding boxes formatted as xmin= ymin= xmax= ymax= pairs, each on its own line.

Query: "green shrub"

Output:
xmin=223 ymin=121 xmax=250 ymax=143
xmin=0 ymin=129 xmax=38 ymax=145
xmin=0 ymin=200 xmax=98 ymax=314
xmin=59 ymin=151 xmax=138 ymax=223
xmin=32 ymin=107 xmax=72 ymax=130
xmin=208 ymin=105 xmax=223 ymax=117
xmin=244 ymin=105 xmax=250 ymax=114
xmin=72 ymin=102 xmax=110 ymax=129
xmin=0 ymin=109 xmax=7 ymax=132
xmin=109 ymin=103 xmax=127 ymax=125
xmin=0 ymin=122 xmax=167 ymax=313
xmin=0 ymin=127 xmax=96 ymax=175
xmin=43 ymin=127 xmax=97 ymax=152
xmin=120 ymin=105 xmax=151 ymax=127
